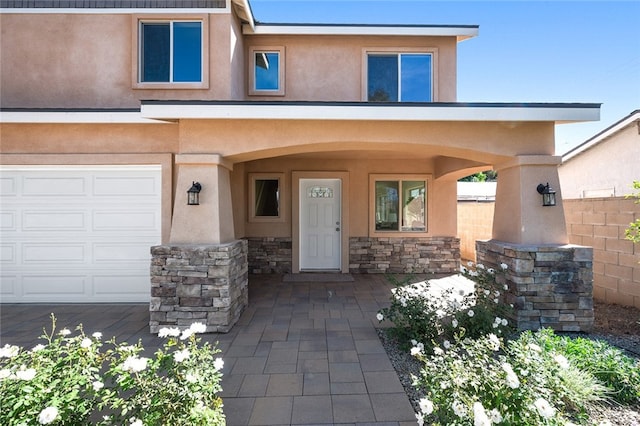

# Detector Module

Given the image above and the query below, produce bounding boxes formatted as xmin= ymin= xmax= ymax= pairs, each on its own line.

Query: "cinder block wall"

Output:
xmin=564 ymin=197 xmax=640 ymax=308
xmin=457 ymin=202 xmax=495 ymax=261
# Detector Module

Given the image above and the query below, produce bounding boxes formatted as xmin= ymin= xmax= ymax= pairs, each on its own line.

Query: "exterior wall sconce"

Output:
xmin=187 ymin=181 xmax=202 ymax=205
xmin=536 ymin=182 xmax=556 ymax=207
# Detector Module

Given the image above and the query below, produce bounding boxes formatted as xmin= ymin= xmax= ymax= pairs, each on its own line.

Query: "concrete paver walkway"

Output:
xmin=0 ymin=274 xmax=418 ymax=426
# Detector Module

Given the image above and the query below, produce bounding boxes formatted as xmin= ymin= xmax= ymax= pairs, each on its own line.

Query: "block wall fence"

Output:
xmin=459 ymin=197 xmax=640 ymax=308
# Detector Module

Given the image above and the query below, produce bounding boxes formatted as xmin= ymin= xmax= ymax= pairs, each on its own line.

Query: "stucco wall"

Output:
xmin=559 ymin=123 xmax=640 ymax=199
xmin=564 ymin=197 xmax=640 ymax=308
xmin=457 ymin=201 xmax=494 ymax=261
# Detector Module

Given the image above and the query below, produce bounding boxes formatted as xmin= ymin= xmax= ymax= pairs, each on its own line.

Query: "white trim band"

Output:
xmin=0 ymin=111 xmax=169 ymax=124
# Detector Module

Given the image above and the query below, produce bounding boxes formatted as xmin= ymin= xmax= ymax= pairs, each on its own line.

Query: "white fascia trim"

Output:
xmin=140 ymin=104 xmax=600 ymax=123
xmin=0 ymin=8 xmax=228 ymax=14
xmin=562 ymin=110 xmax=640 ymax=162
xmin=243 ymin=24 xmax=478 ymax=40
xmin=0 ymin=111 xmax=169 ymax=124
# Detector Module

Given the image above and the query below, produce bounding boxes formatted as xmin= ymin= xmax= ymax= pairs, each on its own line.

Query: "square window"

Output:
xmin=134 ymin=17 xmax=208 ymax=88
xmin=371 ymin=175 xmax=429 ymax=234
xmin=249 ymin=47 xmax=285 ymax=96
xmin=367 ymin=52 xmax=432 ymax=102
xmin=249 ymin=173 xmax=286 ymax=222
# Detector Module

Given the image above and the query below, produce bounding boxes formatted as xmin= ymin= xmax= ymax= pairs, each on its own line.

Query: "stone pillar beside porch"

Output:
xmin=476 ymin=240 xmax=593 ymax=332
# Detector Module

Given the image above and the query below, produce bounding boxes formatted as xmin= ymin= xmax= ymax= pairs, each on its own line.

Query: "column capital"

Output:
xmin=175 ymin=154 xmax=233 ymax=171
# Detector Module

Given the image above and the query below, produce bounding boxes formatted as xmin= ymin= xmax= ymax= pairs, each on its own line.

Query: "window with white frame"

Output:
xmin=372 ymin=176 xmax=428 ymax=232
xmin=249 ymin=173 xmax=285 ymax=222
xmin=367 ymin=52 xmax=432 ymax=102
xmin=139 ymin=20 xmax=203 ymax=84
xmin=249 ymin=47 xmax=285 ymax=96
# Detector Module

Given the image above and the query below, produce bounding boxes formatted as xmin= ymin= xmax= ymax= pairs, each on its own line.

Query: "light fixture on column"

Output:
xmin=536 ymin=182 xmax=556 ymax=207
xmin=187 ymin=181 xmax=202 ymax=205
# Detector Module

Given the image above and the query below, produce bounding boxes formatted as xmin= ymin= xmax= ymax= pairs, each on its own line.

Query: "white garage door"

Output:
xmin=0 ymin=165 xmax=162 ymax=303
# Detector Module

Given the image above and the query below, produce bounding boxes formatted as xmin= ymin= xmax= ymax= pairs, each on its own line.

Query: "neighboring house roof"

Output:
xmin=563 ymin=109 xmax=640 ymax=162
xmin=0 ymin=102 xmax=600 ymax=124
xmin=457 ymin=181 xmax=496 ymax=202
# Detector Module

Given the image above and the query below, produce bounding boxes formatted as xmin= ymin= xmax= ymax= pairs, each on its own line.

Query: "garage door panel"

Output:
xmin=23 ymin=176 xmax=86 ymax=196
xmin=0 ymin=165 xmax=161 ymax=303
xmin=23 ymin=211 xmax=87 ymax=230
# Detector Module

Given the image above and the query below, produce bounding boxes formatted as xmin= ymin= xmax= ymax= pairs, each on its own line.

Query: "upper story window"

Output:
xmin=134 ymin=17 xmax=209 ymax=89
xmin=249 ymin=47 xmax=285 ymax=96
xmin=367 ymin=53 xmax=433 ymax=102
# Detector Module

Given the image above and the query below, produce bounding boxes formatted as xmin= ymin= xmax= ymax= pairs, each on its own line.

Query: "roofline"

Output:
xmin=0 ymin=102 xmax=600 ymax=124
xmin=139 ymin=101 xmax=599 ymax=123
xmin=562 ymin=109 xmax=640 ymax=162
xmin=243 ymin=23 xmax=479 ymax=41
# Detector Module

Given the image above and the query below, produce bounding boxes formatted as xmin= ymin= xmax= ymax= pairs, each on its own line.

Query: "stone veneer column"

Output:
xmin=149 ymin=240 xmax=248 ymax=333
xmin=476 ymin=240 xmax=594 ymax=332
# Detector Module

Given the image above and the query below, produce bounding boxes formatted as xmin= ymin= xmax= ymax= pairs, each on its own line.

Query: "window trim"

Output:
xmin=248 ymin=46 xmax=285 ymax=96
xmin=249 ymin=172 xmax=286 ymax=223
xmin=132 ymin=15 xmax=209 ymax=89
xmin=369 ymin=174 xmax=432 ymax=237
xmin=362 ymin=47 xmax=438 ymax=102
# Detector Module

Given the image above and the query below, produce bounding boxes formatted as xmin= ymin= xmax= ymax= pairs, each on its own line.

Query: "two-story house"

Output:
xmin=1 ymin=1 xmax=599 ymax=332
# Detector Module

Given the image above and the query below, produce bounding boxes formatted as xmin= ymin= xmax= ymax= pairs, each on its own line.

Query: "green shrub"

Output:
xmin=0 ymin=315 xmax=225 ymax=425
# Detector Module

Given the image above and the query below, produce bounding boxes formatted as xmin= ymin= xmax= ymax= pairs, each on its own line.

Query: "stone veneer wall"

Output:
xmin=149 ymin=240 xmax=248 ymax=333
xmin=246 ymin=237 xmax=292 ymax=274
xmin=349 ymin=236 xmax=460 ymax=274
xmin=476 ymin=240 xmax=594 ymax=332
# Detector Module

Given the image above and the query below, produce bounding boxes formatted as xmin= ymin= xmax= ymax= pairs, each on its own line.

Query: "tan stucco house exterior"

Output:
xmin=1 ymin=0 xmax=599 ymax=332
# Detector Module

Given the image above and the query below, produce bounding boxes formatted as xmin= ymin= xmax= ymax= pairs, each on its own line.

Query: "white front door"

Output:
xmin=299 ymin=178 xmax=341 ymax=270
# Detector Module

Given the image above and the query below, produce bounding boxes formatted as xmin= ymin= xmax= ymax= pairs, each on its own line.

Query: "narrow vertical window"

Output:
xmin=255 ymin=179 xmax=280 ymax=217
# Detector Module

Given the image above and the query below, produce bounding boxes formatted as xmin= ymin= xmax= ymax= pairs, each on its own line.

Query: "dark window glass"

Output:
xmin=142 ymin=23 xmax=170 ymax=82
xmin=255 ymin=179 xmax=279 ymax=217
xmin=368 ymin=55 xmax=398 ymax=102
xmin=375 ymin=181 xmax=399 ymax=230
xmin=368 ymin=53 xmax=432 ymax=102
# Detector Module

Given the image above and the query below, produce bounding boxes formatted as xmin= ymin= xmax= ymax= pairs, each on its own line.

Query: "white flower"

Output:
xmin=92 ymin=381 xmax=104 ymax=391
xmin=504 ymin=284 xmax=509 ymax=290
xmin=598 ymin=421 xmax=613 ymax=426
xmin=411 ymin=339 xmax=418 ymax=346
xmin=493 ymin=322 xmax=499 ymax=328
xmin=452 ymin=400 xmax=467 ymax=417
xmin=488 ymin=334 xmax=500 ymax=351
xmin=120 ymin=345 xmax=136 ymax=352
xmin=173 ymin=348 xmax=190 ymax=363
xmin=213 ymin=357 xmax=224 ymax=371
xmin=467 ymin=310 xmax=475 ymax=317
xmin=31 ymin=344 xmax=46 ymax=353
xmin=473 ymin=402 xmax=491 ymax=426
xmin=121 ymin=355 xmax=149 ymax=373
xmin=400 ymin=297 xmax=407 ymax=307
xmin=38 ymin=406 xmax=58 ymax=425
xmin=460 ymin=266 xmax=468 ymax=274
xmin=59 ymin=328 xmax=71 ymax=336
xmin=484 ymin=290 xmax=491 ymax=296
xmin=189 ymin=322 xmax=207 ymax=334
xmin=411 ymin=346 xmax=423 ymax=356
xmin=487 ymin=268 xmax=495 ymax=274
xmin=443 ymin=340 xmax=451 ymax=350
xmin=440 ymin=380 xmax=450 ymax=389
xmin=0 ymin=369 xmax=12 ymax=380
xmin=469 ymin=270 xmax=478 ymax=277
xmin=129 ymin=418 xmax=143 ymax=426
xmin=533 ymin=397 xmax=555 ymax=419
xmin=185 ymin=372 xmax=198 ymax=383
xmin=376 ymin=312 xmax=384 ymax=321
xmin=419 ymin=398 xmax=434 ymax=415
xmin=489 ymin=408 xmax=503 ymax=423
xmin=16 ymin=368 xmax=36 ymax=381
xmin=451 ymin=319 xmax=458 ymax=328
xmin=467 ymin=261 xmax=474 ymax=267
xmin=180 ymin=329 xmax=194 ymax=340
xmin=554 ymin=354 xmax=570 ymax=369
xmin=158 ymin=327 xmax=181 ymax=338
xmin=493 ymin=298 xmax=499 ymax=304
xmin=433 ymin=346 xmax=444 ymax=356
xmin=477 ymin=263 xmax=485 ymax=270
xmin=501 ymin=318 xmax=508 ymax=326
xmin=494 ymin=316 xmax=501 ymax=324
xmin=81 ymin=338 xmax=92 ymax=349
xmin=0 ymin=344 xmax=20 ymax=358
xmin=415 ymin=412 xmax=425 ymax=426
xmin=500 ymin=263 xmax=508 ymax=270
xmin=494 ymin=291 xmax=501 ymax=297
xmin=502 ymin=363 xmax=520 ymax=389
xmin=92 ymin=332 xmax=103 ymax=339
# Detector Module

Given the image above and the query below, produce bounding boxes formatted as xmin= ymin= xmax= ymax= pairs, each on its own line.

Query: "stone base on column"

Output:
xmin=149 ymin=240 xmax=248 ymax=333
xmin=476 ymin=240 xmax=594 ymax=332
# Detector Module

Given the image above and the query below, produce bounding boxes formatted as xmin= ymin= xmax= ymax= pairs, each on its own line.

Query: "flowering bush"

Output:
xmin=412 ymin=331 xmax=608 ymax=426
xmin=0 ymin=315 xmax=225 ymax=425
xmin=376 ymin=262 xmax=512 ymax=352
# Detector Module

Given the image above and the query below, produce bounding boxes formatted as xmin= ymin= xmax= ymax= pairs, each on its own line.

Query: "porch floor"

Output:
xmin=0 ymin=273 xmax=470 ymax=425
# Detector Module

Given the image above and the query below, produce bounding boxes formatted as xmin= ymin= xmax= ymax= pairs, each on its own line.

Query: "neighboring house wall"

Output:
xmin=564 ymin=198 xmax=640 ymax=308
xmin=458 ymin=201 xmax=494 ymax=261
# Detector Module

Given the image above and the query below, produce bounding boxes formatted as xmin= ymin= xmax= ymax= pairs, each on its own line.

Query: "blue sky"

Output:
xmin=248 ymin=0 xmax=640 ymax=154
